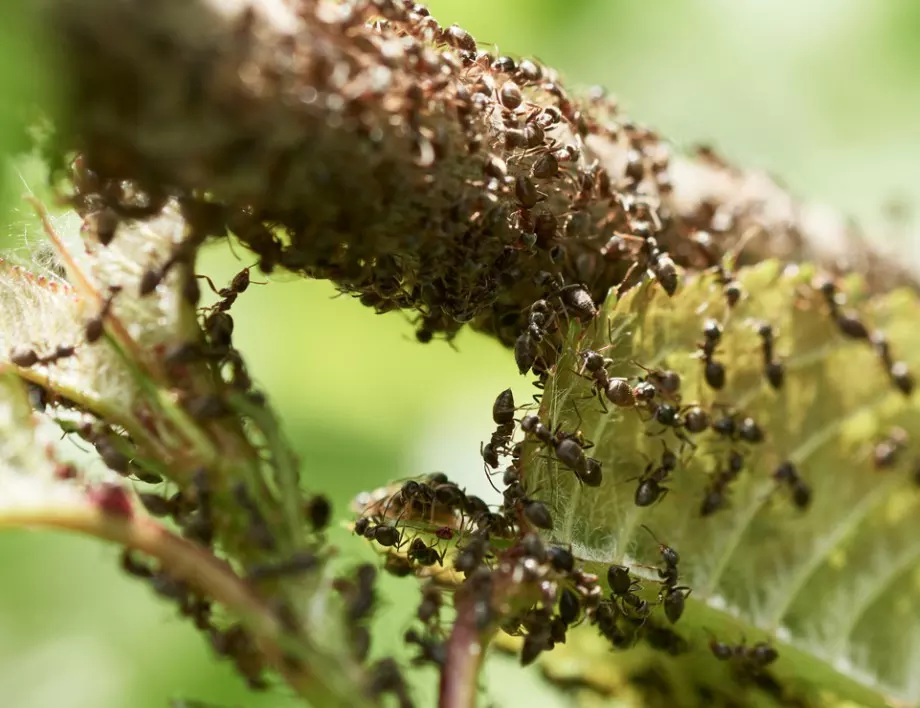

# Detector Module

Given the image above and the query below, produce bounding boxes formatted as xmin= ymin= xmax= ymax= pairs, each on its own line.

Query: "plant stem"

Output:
xmin=0 ymin=503 xmax=368 ymax=708
xmin=439 ymin=590 xmax=489 ymax=708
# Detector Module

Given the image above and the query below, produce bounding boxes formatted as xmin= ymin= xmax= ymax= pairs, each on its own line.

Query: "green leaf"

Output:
xmin=528 ymin=260 xmax=920 ymax=707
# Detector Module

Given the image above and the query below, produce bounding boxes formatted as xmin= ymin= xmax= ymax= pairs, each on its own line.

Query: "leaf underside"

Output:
xmin=527 ymin=260 xmax=920 ymax=707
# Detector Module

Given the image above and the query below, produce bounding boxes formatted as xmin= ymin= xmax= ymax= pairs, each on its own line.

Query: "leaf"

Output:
xmin=528 ymin=261 xmax=920 ymax=707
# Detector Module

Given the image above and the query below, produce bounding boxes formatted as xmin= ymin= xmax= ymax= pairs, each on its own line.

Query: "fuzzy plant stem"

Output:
xmin=35 ymin=0 xmax=915 ymax=350
xmin=439 ymin=591 xmax=489 ymax=708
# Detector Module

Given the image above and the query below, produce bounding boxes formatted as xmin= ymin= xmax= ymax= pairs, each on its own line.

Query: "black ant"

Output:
xmin=618 ymin=234 xmax=679 ymax=297
xmin=633 ymin=361 xmax=681 ymax=400
xmin=681 ymin=405 xmax=711 ymax=435
xmin=642 ymin=525 xmax=691 ymax=624
xmin=696 ymin=319 xmax=726 ymax=390
xmin=872 ymin=331 xmax=915 ymax=396
xmin=707 ymin=631 xmax=778 ymax=671
xmin=546 ymin=544 xmax=575 ymax=574
xmin=407 ymin=537 xmax=447 ymax=567
xmin=84 ymin=286 xmax=123 ymax=344
xmin=355 ymin=515 xmax=408 ymax=550
xmin=482 ymin=388 xmax=517 ymax=489
xmin=514 ymin=299 xmax=555 ymax=375
xmin=814 ymin=276 xmax=870 ymax=341
xmin=700 ymin=451 xmax=744 ymax=516
xmin=755 ymin=322 xmax=784 ymax=390
xmin=630 ymin=444 xmax=679 ymax=507
xmin=558 ymin=587 xmax=582 ymax=625
xmin=873 ymin=427 xmax=908 ymax=470
xmin=772 ymin=461 xmax=811 ymax=510
xmin=503 ymin=480 xmax=553 ymax=530
xmin=454 ymin=528 xmax=491 ymax=575
xmin=520 ymin=413 xmax=602 ymax=486
xmin=246 ymin=551 xmax=320 ymax=582
xmin=404 ymin=628 xmax=447 ymax=667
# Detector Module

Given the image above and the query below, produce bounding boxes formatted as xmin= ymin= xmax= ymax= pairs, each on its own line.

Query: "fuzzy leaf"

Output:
xmin=529 ymin=260 xmax=920 ymax=707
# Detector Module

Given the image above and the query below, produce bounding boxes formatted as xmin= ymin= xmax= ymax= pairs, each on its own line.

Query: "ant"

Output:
xmin=872 ymin=427 xmax=908 ymax=470
xmin=872 ymin=331 xmax=915 ymax=396
xmin=681 ymin=405 xmax=711 ymax=435
xmin=633 ymin=361 xmax=681 ymax=400
xmin=482 ymin=388 xmax=516 ymax=489
xmin=454 ymin=528 xmax=491 ymax=575
xmin=514 ymin=299 xmax=556 ymax=375
xmin=707 ymin=631 xmax=778 ymax=671
xmin=700 ymin=451 xmax=744 ymax=516
xmin=813 ymin=276 xmax=870 ymax=341
xmin=690 ymin=229 xmax=747 ymax=308
xmin=404 ymin=628 xmax=447 ymax=667
xmin=642 ymin=525 xmax=691 ymax=624
xmin=558 ymin=587 xmax=582 ymax=625
xmin=617 ymin=234 xmax=679 ymax=298
xmin=696 ymin=319 xmax=726 ymax=390
xmin=772 ymin=461 xmax=811 ymax=510
xmin=407 ymin=537 xmax=447 ymax=567
xmin=354 ymin=515 xmax=408 ymax=550
xmin=197 ymin=264 xmax=265 ymax=314
xmin=520 ymin=413 xmax=602 ymax=486
xmin=84 ymin=286 xmax=123 ymax=344
xmin=755 ymin=321 xmax=784 ymax=390
xmin=630 ymin=444 xmax=679 ymax=507
xmin=503 ymin=480 xmax=554 ymax=530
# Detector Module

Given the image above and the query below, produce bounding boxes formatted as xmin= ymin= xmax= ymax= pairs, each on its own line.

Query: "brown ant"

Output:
xmin=772 ymin=461 xmax=811 ymax=510
xmin=696 ymin=319 xmax=726 ymax=390
xmin=197 ymin=263 xmax=265 ymax=313
xmin=755 ymin=321 xmax=784 ymax=390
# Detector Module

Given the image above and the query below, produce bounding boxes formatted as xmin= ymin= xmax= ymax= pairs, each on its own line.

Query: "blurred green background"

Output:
xmin=0 ymin=1 xmax=918 ymax=706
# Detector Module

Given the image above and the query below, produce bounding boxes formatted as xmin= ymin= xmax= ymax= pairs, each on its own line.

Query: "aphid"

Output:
xmin=607 ymin=564 xmax=640 ymax=597
xmin=773 ymin=461 xmax=811 ymax=510
xmin=697 ymin=319 xmax=726 ymax=390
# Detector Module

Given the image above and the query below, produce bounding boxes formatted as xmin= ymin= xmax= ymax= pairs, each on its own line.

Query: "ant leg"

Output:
xmin=196 ymin=274 xmax=220 ymax=295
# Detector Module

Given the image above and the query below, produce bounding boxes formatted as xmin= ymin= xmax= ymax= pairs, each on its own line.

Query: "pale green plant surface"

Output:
xmin=526 ymin=259 xmax=920 ymax=707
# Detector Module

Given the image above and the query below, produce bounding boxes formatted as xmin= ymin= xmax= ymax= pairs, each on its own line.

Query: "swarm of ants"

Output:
xmin=8 ymin=1 xmax=920 ymax=707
